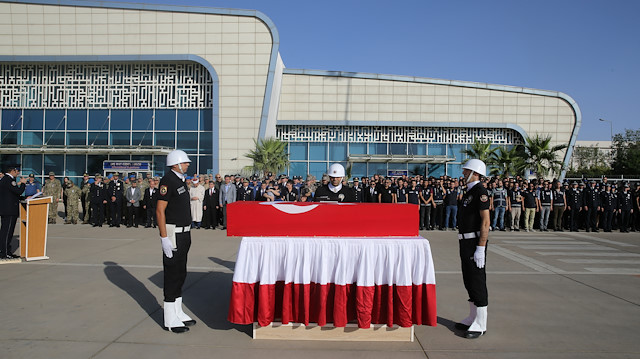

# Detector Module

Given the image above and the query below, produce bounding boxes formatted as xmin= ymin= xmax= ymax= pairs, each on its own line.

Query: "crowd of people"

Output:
xmin=12 ymin=169 xmax=640 ymax=234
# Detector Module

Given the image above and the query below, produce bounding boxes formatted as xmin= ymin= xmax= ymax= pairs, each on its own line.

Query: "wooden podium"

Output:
xmin=20 ymin=196 xmax=52 ymax=261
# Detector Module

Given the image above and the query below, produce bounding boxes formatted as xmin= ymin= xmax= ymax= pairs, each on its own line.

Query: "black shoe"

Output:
xmin=454 ymin=323 xmax=470 ymax=330
xmin=7 ymin=253 xmax=20 ymax=259
xmin=93 ymin=224 xmax=99 ymax=227
xmin=134 ymin=225 xmax=138 ymax=228
xmin=183 ymin=319 xmax=197 ymax=326
xmin=0 ymin=255 xmax=7 ymax=259
xmin=116 ymin=225 xmax=121 ymax=228
xmin=514 ymin=228 xmax=520 ymax=232
xmin=163 ymin=326 xmax=189 ymax=333
xmin=465 ymin=330 xmax=485 ymax=339
xmin=126 ymin=225 xmax=132 ymax=228
xmin=145 ymin=225 xmax=151 ymax=228
xmin=221 ymin=226 xmax=226 ymax=230
xmin=500 ymin=228 xmax=506 ymax=231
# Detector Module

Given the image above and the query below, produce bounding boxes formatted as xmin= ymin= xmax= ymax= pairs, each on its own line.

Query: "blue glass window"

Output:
xmin=1 ymin=131 xmax=20 ymax=145
xmin=22 ymin=154 xmax=42 ymax=176
xmin=45 ymin=110 xmax=65 ymax=131
xmin=447 ymin=163 xmax=463 ymax=178
xmin=87 ymin=155 xmax=107 ymax=175
xmin=67 ymin=132 xmax=86 ymax=146
xmin=289 ymin=142 xmax=308 ymax=160
xmin=132 ymin=132 xmax=152 ymax=146
xmin=155 ymin=109 xmax=175 ymax=131
xmin=131 ymin=155 xmax=152 ymax=161
xmin=177 ymin=132 xmax=198 ymax=153
xmin=199 ymin=109 xmax=212 ymax=131
xmin=308 ymin=162 xmax=327 ymax=180
xmin=132 ymin=110 xmax=153 ymax=131
xmin=110 ymin=132 xmax=130 ymax=146
xmin=44 ymin=132 xmax=65 ymax=146
xmin=409 ymin=144 xmax=426 ymax=156
xmin=23 ymin=131 xmax=44 ymax=145
xmin=155 ymin=132 xmax=175 ymax=147
xmin=448 ymin=144 xmax=466 ymax=161
xmin=88 ymin=132 xmax=108 ymax=146
xmin=110 ymin=109 xmax=131 ymax=131
xmin=329 ymin=142 xmax=347 ymax=161
xmin=178 ymin=109 xmax=199 ymax=131
xmin=309 ymin=142 xmax=327 ymax=161
xmin=153 ymin=156 xmax=166 ymax=176
xmin=351 ymin=162 xmax=367 ymax=179
xmin=199 ymin=132 xmax=213 ymax=154
xmin=349 ymin=143 xmax=367 ymax=155
xmin=66 ymin=155 xmax=86 ymax=177
xmin=428 ymin=144 xmax=446 ymax=156
xmin=0 ymin=154 xmax=19 ymax=172
xmin=289 ymin=162 xmax=308 ymax=178
xmin=388 ymin=163 xmax=407 ymax=171
xmin=428 ymin=163 xmax=445 ymax=177
xmin=23 ymin=110 xmax=43 ymax=130
xmin=109 ymin=155 xmax=130 ymax=161
xmin=44 ymin=154 xmax=64 ymax=175
xmin=2 ymin=109 xmax=22 ymax=130
xmin=369 ymin=163 xmax=387 ymax=177
xmin=410 ymin=163 xmax=426 ymax=177
xmin=89 ymin=110 xmax=109 ymax=131
xmin=389 ymin=143 xmax=407 ymax=155
xmin=198 ymin=155 xmax=213 ymax=174
xmin=369 ymin=143 xmax=387 ymax=155
xmin=66 ymin=110 xmax=87 ymax=130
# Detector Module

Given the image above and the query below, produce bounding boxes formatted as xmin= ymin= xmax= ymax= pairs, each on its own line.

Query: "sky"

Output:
xmin=108 ymin=0 xmax=639 ymax=141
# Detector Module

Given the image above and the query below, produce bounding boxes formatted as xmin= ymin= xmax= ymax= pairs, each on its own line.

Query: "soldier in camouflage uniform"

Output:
xmin=64 ymin=181 xmax=81 ymax=224
xmin=43 ymin=172 xmax=62 ymax=224
xmin=81 ymin=178 xmax=92 ymax=223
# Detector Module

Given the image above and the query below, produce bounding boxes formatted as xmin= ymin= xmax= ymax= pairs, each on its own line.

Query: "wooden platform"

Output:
xmin=253 ymin=322 xmax=414 ymax=342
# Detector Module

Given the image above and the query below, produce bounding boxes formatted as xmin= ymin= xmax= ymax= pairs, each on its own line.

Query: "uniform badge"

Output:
xmin=480 ymin=194 xmax=488 ymax=202
xmin=11 ymin=181 xmax=16 ymax=186
xmin=160 ymin=185 xmax=168 ymax=196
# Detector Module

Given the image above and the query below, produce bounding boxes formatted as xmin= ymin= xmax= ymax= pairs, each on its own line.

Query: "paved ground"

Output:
xmin=1 ymin=221 xmax=639 ymax=359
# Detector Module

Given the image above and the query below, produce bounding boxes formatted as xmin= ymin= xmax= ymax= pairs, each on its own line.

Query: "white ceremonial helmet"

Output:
xmin=462 ymin=159 xmax=486 ymax=177
xmin=328 ymin=163 xmax=345 ymax=178
xmin=166 ymin=149 xmax=192 ymax=167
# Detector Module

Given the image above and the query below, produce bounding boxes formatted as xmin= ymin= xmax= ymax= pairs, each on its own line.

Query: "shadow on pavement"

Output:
xmin=103 ymin=261 xmax=163 ymax=329
xmin=208 ymin=256 xmax=236 ymax=271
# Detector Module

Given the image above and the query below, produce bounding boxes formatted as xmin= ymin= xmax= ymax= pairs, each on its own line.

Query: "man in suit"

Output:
xmin=90 ymin=174 xmax=108 ymax=227
xmin=0 ymin=165 xmax=26 ymax=259
xmin=143 ymin=178 xmax=159 ymax=228
xmin=254 ymin=181 xmax=269 ymax=201
xmin=218 ymin=175 xmax=236 ymax=229
xmin=203 ymin=180 xmax=219 ymax=229
xmin=125 ymin=179 xmax=142 ymax=227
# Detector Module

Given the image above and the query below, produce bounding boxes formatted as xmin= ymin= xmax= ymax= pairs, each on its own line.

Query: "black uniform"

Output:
xmin=108 ymin=179 xmax=124 ymax=227
xmin=144 ymin=187 xmax=159 ymax=228
xmin=363 ymin=185 xmax=377 ymax=203
xmin=203 ymin=186 xmax=219 ymax=229
xmin=379 ymin=186 xmax=394 ymax=203
xmin=583 ymin=185 xmax=601 ymax=232
xmin=313 ymin=184 xmax=356 ymax=202
xmin=158 ymin=171 xmax=192 ymax=302
xmin=353 ymin=183 xmax=364 ymax=203
xmin=618 ymin=189 xmax=633 ymax=232
xmin=281 ymin=187 xmax=299 ymax=201
xmin=0 ymin=174 xmax=25 ymax=258
xmin=432 ymin=186 xmax=445 ymax=230
xmin=237 ymin=186 xmax=253 ymax=201
xmin=420 ymin=186 xmax=432 ymax=230
xmin=601 ymin=190 xmax=618 ymax=232
xmin=90 ymin=181 xmax=107 ymax=226
xmin=567 ymin=187 xmax=582 ymax=231
xmin=396 ymin=186 xmax=407 ymax=203
xmin=457 ymin=182 xmax=490 ymax=308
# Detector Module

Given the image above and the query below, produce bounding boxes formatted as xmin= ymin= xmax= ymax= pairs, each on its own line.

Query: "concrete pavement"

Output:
xmin=1 ymin=223 xmax=639 ymax=359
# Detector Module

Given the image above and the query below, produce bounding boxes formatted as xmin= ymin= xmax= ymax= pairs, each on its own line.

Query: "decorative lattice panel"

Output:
xmin=0 ymin=63 xmax=212 ymax=109
xmin=277 ymin=125 xmax=521 ymax=144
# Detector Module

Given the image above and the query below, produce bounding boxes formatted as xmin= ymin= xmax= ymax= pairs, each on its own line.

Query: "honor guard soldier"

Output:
xmin=0 ymin=165 xmax=26 ymax=259
xmin=313 ymin=164 xmax=356 ymax=202
xmin=43 ymin=172 xmax=62 ymax=224
xmin=90 ymin=174 xmax=108 ymax=227
xmin=455 ymin=159 xmax=490 ymax=339
xmin=583 ymin=180 xmax=601 ymax=232
xmin=601 ymin=184 xmax=617 ymax=232
xmin=108 ymin=173 xmax=124 ymax=227
xmin=352 ymin=178 xmax=364 ymax=203
xmin=157 ymin=149 xmax=196 ymax=333
xmin=618 ymin=184 xmax=633 ymax=233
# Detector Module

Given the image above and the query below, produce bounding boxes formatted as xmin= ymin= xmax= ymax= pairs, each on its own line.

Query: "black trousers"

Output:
xmin=91 ymin=202 xmax=104 ymax=226
xmin=110 ymin=200 xmax=122 ymax=226
xmin=459 ymin=238 xmax=488 ymax=307
xmin=0 ymin=215 xmax=18 ymax=256
xmin=203 ymin=207 xmax=217 ymax=228
xmin=569 ymin=207 xmax=580 ymax=231
xmin=603 ymin=209 xmax=614 ymax=231
xmin=419 ymin=205 xmax=431 ymax=229
xmin=163 ymin=231 xmax=191 ymax=302
xmin=146 ymin=206 xmax=157 ymax=227
xmin=127 ymin=206 xmax=139 ymax=226
xmin=432 ymin=204 xmax=444 ymax=229
xmin=586 ymin=208 xmax=598 ymax=231
xmin=620 ymin=210 xmax=631 ymax=231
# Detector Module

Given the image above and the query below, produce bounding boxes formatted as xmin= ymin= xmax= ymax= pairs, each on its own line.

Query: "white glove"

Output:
xmin=161 ymin=237 xmax=174 ymax=258
xmin=473 ymin=246 xmax=486 ymax=269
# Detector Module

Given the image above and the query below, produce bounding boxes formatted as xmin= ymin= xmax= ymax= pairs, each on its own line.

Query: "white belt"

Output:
xmin=174 ymin=226 xmax=191 ymax=233
xmin=458 ymin=232 xmax=480 ymax=240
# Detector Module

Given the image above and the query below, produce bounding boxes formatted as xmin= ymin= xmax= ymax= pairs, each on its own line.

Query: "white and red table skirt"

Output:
xmin=228 ymin=236 xmax=437 ymax=328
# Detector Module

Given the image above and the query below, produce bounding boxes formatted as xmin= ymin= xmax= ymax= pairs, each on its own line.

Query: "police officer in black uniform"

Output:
xmin=157 ymin=149 xmax=196 ymax=333
xmin=237 ymin=179 xmax=254 ymax=201
xmin=601 ymin=184 xmax=617 ymax=232
xmin=455 ymin=159 xmax=490 ymax=339
xmin=352 ymin=178 xmax=364 ymax=203
xmin=313 ymin=164 xmax=355 ymax=202
xmin=90 ymin=174 xmax=107 ymax=227
xmin=0 ymin=165 xmax=26 ymax=259
xmin=108 ymin=173 xmax=124 ymax=227
xmin=583 ymin=180 xmax=601 ymax=232
xmin=618 ymin=184 xmax=633 ymax=233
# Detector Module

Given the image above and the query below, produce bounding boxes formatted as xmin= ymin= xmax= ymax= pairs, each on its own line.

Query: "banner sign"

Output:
xmin=103 ymin=161 xmax=151 ymax=171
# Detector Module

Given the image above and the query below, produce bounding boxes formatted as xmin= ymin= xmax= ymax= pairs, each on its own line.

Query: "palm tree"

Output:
xmin=461 ymin=138 xmax=497 ymax=163
xmin=243 ymin=137 xmax=289 ymax=177
xmin=489 ymin=145 xmax=525 ymax=177
xmin=522 ymin=134 xmax=568 ymax=178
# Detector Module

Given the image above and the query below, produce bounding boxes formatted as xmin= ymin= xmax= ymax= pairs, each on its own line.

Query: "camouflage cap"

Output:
xmin=48 ymin=172 xmax=55 ymax=176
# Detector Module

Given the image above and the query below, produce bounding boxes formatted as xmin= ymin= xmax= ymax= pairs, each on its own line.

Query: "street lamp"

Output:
xmin=599 ymin=118 xmax=613 ymax=142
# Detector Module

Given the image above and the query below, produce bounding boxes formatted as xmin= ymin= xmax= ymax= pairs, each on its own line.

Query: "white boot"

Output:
xmin=175 ymin=297 xmax=196 ymax=326
xmin=164 ymin=301 xmax=189 ymax=333
xmin=466 ymin=306 xmax=487 ymax=338
xmin=459 ymin=301 xmax=477 ymax=326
